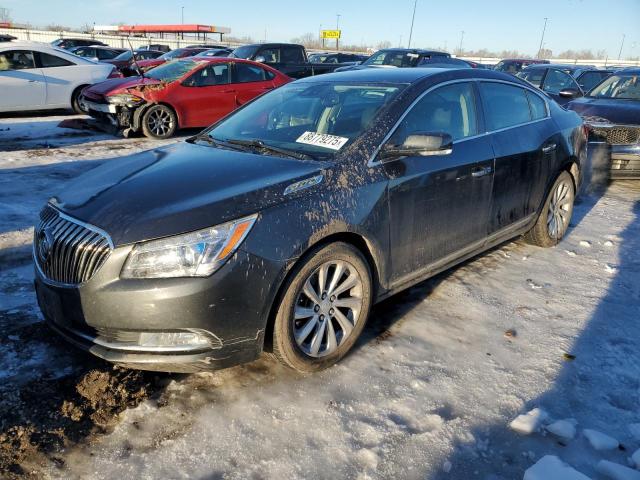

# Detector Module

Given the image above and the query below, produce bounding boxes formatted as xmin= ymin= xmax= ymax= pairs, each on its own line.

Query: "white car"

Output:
xmin=0 ymin=41 xmax=116 ymax=113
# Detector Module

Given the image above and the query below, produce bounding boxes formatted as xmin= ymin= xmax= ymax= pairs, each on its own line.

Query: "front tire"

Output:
xmin=525 ymin=171 xmax=575 ymax=247
xmin=272 ymin=242 xmax=373 ymax=373
xmin=141 ymin=104 xmax=177 ymax=139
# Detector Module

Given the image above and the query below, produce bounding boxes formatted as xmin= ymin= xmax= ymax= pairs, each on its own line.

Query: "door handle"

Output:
xmin=542 ymin=143 xmax=557 ymax=154
xmin=261 ymin=86 xmax=274 ymax=90
xmin=221 ymin=89 xmax=236 ymax=93
xmin=28 ymin=79 xmax=37 ymax=83
xmin=471 ymin=166 xmax=492 ymax=178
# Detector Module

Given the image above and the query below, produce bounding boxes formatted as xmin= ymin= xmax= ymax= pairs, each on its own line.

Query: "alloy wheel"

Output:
xmin=293 ymin=260 xmax=364 ymax=358
xmin=147 ymin=108 xmax=174 ymax=136
xmin=546 ymin=179 xmax=573 ymax=239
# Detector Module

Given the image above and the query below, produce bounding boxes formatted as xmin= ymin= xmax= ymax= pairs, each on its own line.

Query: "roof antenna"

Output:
xmin=127 ymin=36 xmax=145 ymax=78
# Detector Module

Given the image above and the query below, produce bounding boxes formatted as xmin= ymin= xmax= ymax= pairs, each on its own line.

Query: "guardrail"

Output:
xmin=0 ymin=27 xmax=241 ymax=50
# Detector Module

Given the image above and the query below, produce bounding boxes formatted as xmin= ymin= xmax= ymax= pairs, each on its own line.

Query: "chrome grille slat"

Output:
xmin=34 ymin=206 xmax=112 ymax=285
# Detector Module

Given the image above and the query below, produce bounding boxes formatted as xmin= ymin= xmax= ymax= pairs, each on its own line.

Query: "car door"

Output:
xmin=478 ymin=81 xmax=554 ymax=235
xmin=0 ymin=49 xmax=46 ymax=110
xmin=177 ymin=62 xmax=237 ymax=127
xmin=383 ymin=81 xmax=495 ymax=282
xmin=33 ymin=51 xmax=77 ymax=107
xmin=232 ymin=62 xmax=277 ymax=105
xmin=542 ymin=68 xmax=582 ymax=105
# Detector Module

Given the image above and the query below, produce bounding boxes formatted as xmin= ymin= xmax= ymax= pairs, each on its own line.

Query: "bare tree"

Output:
xmin=376 ymin=40 xmax=392 ymax=49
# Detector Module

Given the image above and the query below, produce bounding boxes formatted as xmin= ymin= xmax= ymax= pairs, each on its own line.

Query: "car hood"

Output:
xmin=51 ymin=142 xmax=330 ymax=246
xmin=567 ymin=97 xmax=640 ymax=125
xmin=83 ymin=77 xmax=162 ymax=97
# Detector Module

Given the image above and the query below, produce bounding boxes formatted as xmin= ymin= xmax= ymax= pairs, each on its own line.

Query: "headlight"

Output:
xmin=106 ymin=94 xmax=144 ymax=106
xmin=121 ymin=214 xmax=258 ymax=279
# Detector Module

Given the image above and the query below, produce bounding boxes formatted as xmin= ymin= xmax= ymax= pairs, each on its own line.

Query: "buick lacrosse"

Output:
xmin=34 ymin=68 xmax=586 ymax=373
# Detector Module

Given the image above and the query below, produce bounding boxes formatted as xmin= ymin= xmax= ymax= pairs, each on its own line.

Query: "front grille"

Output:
xmin=590 ymin=126 xmax=640 ymax=145
xmin=34 ymin=206 xmax=112 ymax=285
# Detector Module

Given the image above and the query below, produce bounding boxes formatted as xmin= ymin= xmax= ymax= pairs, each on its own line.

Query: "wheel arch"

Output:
xmin=262 ymin=231 xmax=382 ymax=353
xmin=134 ymin=101 xmax=182 ymax=131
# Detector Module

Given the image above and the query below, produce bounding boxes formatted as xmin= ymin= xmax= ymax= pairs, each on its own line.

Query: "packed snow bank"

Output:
xmin=524 ymin=455 xmax=591 ymax=480
xmin=583 ymin=429 xmax=619 ymax=451
xmin=510 ymin=408 xmax=549 ymax=435
xmin=597 ymin=460 xmax=640 ymax=480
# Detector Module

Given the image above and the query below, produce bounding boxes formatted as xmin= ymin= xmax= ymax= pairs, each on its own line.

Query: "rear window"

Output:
xmin=38 ymin=52 xmax=74 ymax=68
xmin=480 ymin=82 xmax=532 ymax=131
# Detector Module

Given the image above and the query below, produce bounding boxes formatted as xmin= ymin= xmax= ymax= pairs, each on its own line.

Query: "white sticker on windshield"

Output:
xmin=296 ymin=132 xmax=349 ymax=151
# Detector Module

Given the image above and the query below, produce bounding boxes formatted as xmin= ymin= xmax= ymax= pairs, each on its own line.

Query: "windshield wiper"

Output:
xmin=225 ymin=138 xmax=315 ymax=160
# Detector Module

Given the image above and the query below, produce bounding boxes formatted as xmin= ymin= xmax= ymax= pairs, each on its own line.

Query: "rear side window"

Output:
xmin=526 ymin=90 xmax=547 ymax=120
xmin=579 ymin=71 xmax=608 ymax=93
xmin=542 ymin=69 xmax=578 ymax=94
xmin=97 ymin=49 xmax=119 ymax=60
xmin=0 ymin=50 xmax=36 ymax=70
xmin=281 ymin=47 xmax=304 ymax=63
xmin=235 ymin=63 xmax=268 ymax=83
xmin=518 ymin=69 xmax=545 ymax=87
xmin=38 ymin=52 xmax=74 ymax=68
xmin=480 ymin=82 xmax=531 ymax=131
xmin=391 ymin=82 xmax=479 ymax=142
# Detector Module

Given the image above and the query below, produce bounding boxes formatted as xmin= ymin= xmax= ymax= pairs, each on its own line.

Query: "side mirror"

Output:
xmin=559 ymin=88 xmax=581 ymax=99
xmin=254 ymin=55 xmax=266 ymax=63
xmin=380 ymin=132 xmax=453 ymax=160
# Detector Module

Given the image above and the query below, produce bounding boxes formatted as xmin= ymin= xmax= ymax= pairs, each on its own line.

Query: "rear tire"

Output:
xmin=71 ymin=86 xmax=88 ymax=114
xmin=524 ymin=171 xmax=575 ymax=247
xmin=271 ymin=242 xmax=372 ymax=373
xmin=141 ymin=104 xmax=177 ymax=139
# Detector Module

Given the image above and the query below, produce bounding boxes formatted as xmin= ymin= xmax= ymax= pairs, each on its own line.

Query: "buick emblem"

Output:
xmin=37 ymin=227 xmax=54 ymax=263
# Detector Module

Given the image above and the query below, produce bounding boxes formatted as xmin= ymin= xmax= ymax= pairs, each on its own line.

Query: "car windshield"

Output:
xmin=159 ymin=49 xmax=189 ymax=60
xmin=363 ymin=50 xmax=422 ymax=67
xmin=146 ymin=59 xmax=198 ymax=82
xmin=113 ymin=51 xmax=133 ymax=61
xmin=204 ymin=82 xmax=404 ymax=159
xmin=229 ymin=45 xmax=259 ymax=59
xmin=588 ymin=74 xmax=640 ymax=100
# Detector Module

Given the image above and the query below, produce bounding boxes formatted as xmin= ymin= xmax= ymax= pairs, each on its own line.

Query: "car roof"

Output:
xmin=376 ymin=48 xmax=449 ymax=55
xmin=617 ymin=68 xmax=640 ymax=75
xmin=71 ymin=45 xmax=124 ymax=50
xmin=295 ymin=66 xmax=523 ymax=84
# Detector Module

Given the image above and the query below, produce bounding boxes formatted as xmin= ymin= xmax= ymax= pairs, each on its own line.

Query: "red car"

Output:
xmin=135 ymin=47 xmax=208 ymax=72
xmin=80 ymin=58 xmax=291 ymax=138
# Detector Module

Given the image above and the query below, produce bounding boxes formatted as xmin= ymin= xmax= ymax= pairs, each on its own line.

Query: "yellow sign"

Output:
xmin=321 ymin=30 xmax=341 ymax=39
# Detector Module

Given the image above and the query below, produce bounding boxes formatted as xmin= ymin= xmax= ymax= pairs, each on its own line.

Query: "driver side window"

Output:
xmin=543 ymin=69 xmax=578 ymax=94
xmin=390 ymin=82 xmax=478 ymax=145
xmin=0 ymin=50 xmax=36 ymax=71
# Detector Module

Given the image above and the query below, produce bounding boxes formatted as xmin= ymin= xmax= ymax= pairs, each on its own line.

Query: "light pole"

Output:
xmin=537 ymin=17 xmax=548 ymax=58
xmin=618 ymin=33 xmax=626 ymax=60
xmin=458 ymin=30 xmax=465 ymax=55
xmin=336 ymin=14 xmax=341 ymax=51
xmin=181 ymin=6 xmax=184 ymax=24
xmin=408 ymin=0 xmax=417 ymax=48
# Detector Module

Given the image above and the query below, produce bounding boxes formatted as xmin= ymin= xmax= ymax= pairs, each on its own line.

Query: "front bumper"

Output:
xmin=80 ymin=96 xmax=139 ymax=131
xmin=34 ymin=244 xmax=281 ymax=373
xmin=610 ymin=144 xmax=640 ymax=179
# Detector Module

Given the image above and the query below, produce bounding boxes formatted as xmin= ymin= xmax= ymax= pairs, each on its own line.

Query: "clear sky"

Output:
xmin=2 ymin=0 xmax=639 ymax=58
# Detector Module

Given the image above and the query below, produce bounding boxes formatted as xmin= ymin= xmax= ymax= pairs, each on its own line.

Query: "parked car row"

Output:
xmin=2 ymin=38 xmax=637 ymax=180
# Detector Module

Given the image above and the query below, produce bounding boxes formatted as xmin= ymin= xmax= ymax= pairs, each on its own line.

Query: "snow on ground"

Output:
xmin=1 ymin=112 xmax=639 ymax=479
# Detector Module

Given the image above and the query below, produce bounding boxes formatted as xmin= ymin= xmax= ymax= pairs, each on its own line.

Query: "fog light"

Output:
xmin=138 ymin=330 xmax=212 ymax=349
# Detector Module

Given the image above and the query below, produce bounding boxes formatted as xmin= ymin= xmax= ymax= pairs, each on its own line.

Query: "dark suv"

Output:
xmin=51 ymin=38 xmax=108 ymax=50
xmin=34 ymin=68 xmax=585 ymax=373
